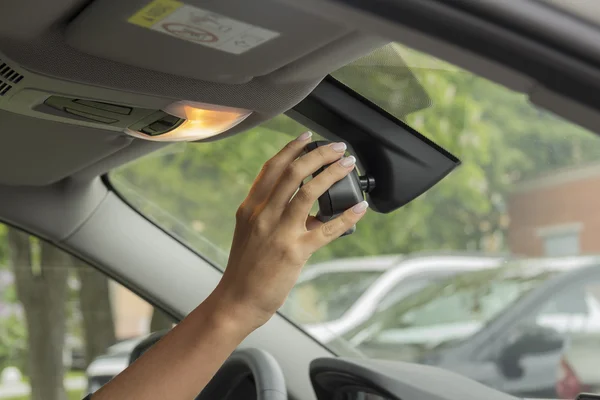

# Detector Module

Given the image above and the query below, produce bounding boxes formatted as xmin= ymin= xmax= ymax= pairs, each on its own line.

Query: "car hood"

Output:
xmin=304 ymin=320 xmax=483 ymax=346
xmin=303 ymin=323 xmax=341 ymax=343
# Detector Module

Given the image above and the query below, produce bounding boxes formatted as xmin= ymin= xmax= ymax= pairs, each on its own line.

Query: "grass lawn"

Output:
xmin=2 ymin=371 xmax=87 ymax=400
xmin=17 ymin=371 xmax=85 ymax=384
xmin=3 ymin=390 xmax=84 ymax=400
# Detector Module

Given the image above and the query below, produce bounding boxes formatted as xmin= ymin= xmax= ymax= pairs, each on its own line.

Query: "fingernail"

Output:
xmin=331 ymin=142 xmax=347 ymax=152
xmin=339 ymin=156 xmax=356 ymax=168
xmin=296 ymin=131 xmax=312 ymax=141
xmin=352 ymin=201 xmax=369 ymax=214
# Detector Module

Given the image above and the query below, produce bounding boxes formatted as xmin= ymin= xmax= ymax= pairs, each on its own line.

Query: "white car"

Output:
xmin=85 ymin=337 xmax=146 ymax=393
xmin=285 ymin=253 xmax=509 ymax=343
xmin=281 ymin=254 xmax=404 ymax=324
xmin=347 ymin=256 xmax=600 ymax=361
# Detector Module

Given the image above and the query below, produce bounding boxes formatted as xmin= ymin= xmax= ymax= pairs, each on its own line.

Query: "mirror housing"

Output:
xmin=291 ymin=78 xmax=460 ymax=214
xmin=497 ymin=324 xmax=564 ymax=379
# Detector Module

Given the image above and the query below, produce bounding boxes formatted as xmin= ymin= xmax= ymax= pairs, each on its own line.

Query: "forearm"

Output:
xmin=89 ymin=135 xmax=365 ymax=399
xmin=91 ymin=290 xmax=255 ymax=400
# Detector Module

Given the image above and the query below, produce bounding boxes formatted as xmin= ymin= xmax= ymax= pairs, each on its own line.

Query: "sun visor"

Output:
xmin=65 ymin=0 xmax=353 ymax=84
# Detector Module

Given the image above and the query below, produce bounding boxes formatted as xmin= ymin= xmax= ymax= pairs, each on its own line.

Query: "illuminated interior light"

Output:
xmin=125 ymin=101 xmax=252 ymax=142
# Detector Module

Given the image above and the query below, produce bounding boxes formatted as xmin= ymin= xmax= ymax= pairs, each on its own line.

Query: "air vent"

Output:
xmin=0 ymin=61 xmax=23 ymax=83
xmin=0 ymin=82 xmax=12 ymax=96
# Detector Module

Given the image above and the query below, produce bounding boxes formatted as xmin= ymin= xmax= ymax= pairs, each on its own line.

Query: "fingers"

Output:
xmin=304 ymin=201 xmax=369 ymax=250
xmin=245 ymin=131 xmax=313 ymax=206
xmin=266 ymin=142 xmax=349 ymax=213
xmin=305 ymin=216 xmax=322 ymax=231
xmin=284 ymin=155 xmax=357 ymax=223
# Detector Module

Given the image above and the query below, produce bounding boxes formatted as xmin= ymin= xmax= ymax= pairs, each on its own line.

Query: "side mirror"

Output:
xmin=497 ymin=325 xmax=564 ymax=379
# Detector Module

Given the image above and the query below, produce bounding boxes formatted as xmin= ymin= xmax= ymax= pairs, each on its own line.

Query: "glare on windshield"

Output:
xmin=282 ymin=270 xmax=384 ymax=324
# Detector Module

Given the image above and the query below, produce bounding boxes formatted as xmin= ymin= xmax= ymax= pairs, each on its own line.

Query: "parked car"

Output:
xmin=557 ymin=331 xmax=600 ymax=398
xmin=342 ymin=256 xmax=600 ymax=398
xmin=281 ymin=254 xmax=406 ymax=325
xmin=290 ymin=252 xmax=509 ymax=344
xmin=64 ymin=335 xmax=86 ymax=371
xmin=85 ymin=337 xmax=146 ymax=393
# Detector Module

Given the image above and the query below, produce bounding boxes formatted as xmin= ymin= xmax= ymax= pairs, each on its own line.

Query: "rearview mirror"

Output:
xmin=292 ymin=78 xmax=460 ymax=214
xmin=497 ymin=325 xmax=564 ymax=379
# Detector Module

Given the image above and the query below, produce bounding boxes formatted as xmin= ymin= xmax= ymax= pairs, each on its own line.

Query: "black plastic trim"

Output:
xmin=327 ymin=77 xmax=455 ymax=161
xmin=291 ymin=76 xmax=460 ymax=214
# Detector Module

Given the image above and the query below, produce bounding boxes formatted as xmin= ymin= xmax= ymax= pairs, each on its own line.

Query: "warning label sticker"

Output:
xmin=128 ymin=0 xmax=280 ymax=54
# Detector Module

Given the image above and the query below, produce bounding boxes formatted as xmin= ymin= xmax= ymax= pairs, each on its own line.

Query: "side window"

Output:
xmin=491 ymin=277 xmax=600 ymax=380
xmin=534 ymin=279 xmax=600 ymax=334
xmin=0 ymin=224 xmax=174 ymax=399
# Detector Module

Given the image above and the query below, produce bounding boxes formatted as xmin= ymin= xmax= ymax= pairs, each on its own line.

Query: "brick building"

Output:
xmin=110 ymin=282 xmax=152 ymax=339
xmin=508 ymin=163 xmax=600 ymax=257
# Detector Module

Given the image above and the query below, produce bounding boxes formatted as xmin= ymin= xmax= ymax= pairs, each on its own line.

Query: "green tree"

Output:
xmin=110 ymin=43 xmax=600 ymax=267
xmin=0 ymin=307 xmax=26 ymax=372
xmin=76 ymin=261 xmax=116 ymax=368
xmin=7 ymin=230 xmax=70 ymax=400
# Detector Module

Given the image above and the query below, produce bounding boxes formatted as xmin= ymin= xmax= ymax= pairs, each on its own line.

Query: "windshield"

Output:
xmin=339 ymin=264 xmax=559 ymax=360
xmin=111 ymin=42 xmax=600 ymax=398
xmin=282 ymin=270 xmax=384 ymax=324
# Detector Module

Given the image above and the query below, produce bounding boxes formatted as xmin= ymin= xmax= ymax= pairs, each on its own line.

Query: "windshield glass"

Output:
xmin=111 ymin=42 xmax=600 ymax=399
xmin=338 ymin=264 xmax=559 ymax=361
xmin=282 ymin=270 xmax=384 ymax=324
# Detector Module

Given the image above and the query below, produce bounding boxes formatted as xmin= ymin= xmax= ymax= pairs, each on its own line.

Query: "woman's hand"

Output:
xmin=213 ymin=131 xmax=368 ymax=329
xmin=90 ymin=133 xmax=368 ymax=400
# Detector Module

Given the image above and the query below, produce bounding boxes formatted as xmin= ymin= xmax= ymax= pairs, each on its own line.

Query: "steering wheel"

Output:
xmin=129 ymin=334 xmax=287 ymax=400
xmin=196 ymin=348 xmax=287 ymax=400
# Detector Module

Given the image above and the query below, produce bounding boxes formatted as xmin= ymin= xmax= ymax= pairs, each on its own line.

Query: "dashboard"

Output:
xmin=129 ymin=332 xmax=520 ymax=400
xmin=310 ymin=358 xmax=518 ymax=400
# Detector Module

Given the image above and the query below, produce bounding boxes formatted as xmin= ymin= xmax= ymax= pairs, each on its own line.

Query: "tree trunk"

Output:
xmin=77 ymin=261 xmax=116 ymax=367
xmin=7 ymin=229 xmax=69 ymax=400
xmin=150 ymin=306 xmax=173 ymax=333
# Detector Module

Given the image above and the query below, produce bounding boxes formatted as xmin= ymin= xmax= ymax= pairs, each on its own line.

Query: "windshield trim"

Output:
xmin=327 ymin=0 xmax=600 ymax=118
xmin=323 ymin=75 xmax=459 ymax=162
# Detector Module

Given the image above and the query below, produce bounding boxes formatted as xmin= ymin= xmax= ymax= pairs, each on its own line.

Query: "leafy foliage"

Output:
xmin=110 ymin=45 xmax=600 ymax=266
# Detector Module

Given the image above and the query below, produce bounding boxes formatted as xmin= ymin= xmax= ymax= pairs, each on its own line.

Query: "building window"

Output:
xmin=540 ymin=228 xmax=581 ymax=257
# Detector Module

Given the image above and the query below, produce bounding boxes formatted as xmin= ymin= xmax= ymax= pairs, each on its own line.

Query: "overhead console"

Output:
xmin=0 ymin=0 xmax=388 ymax=131
xmin=0 ymin=0 xmax=387 ymax=185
